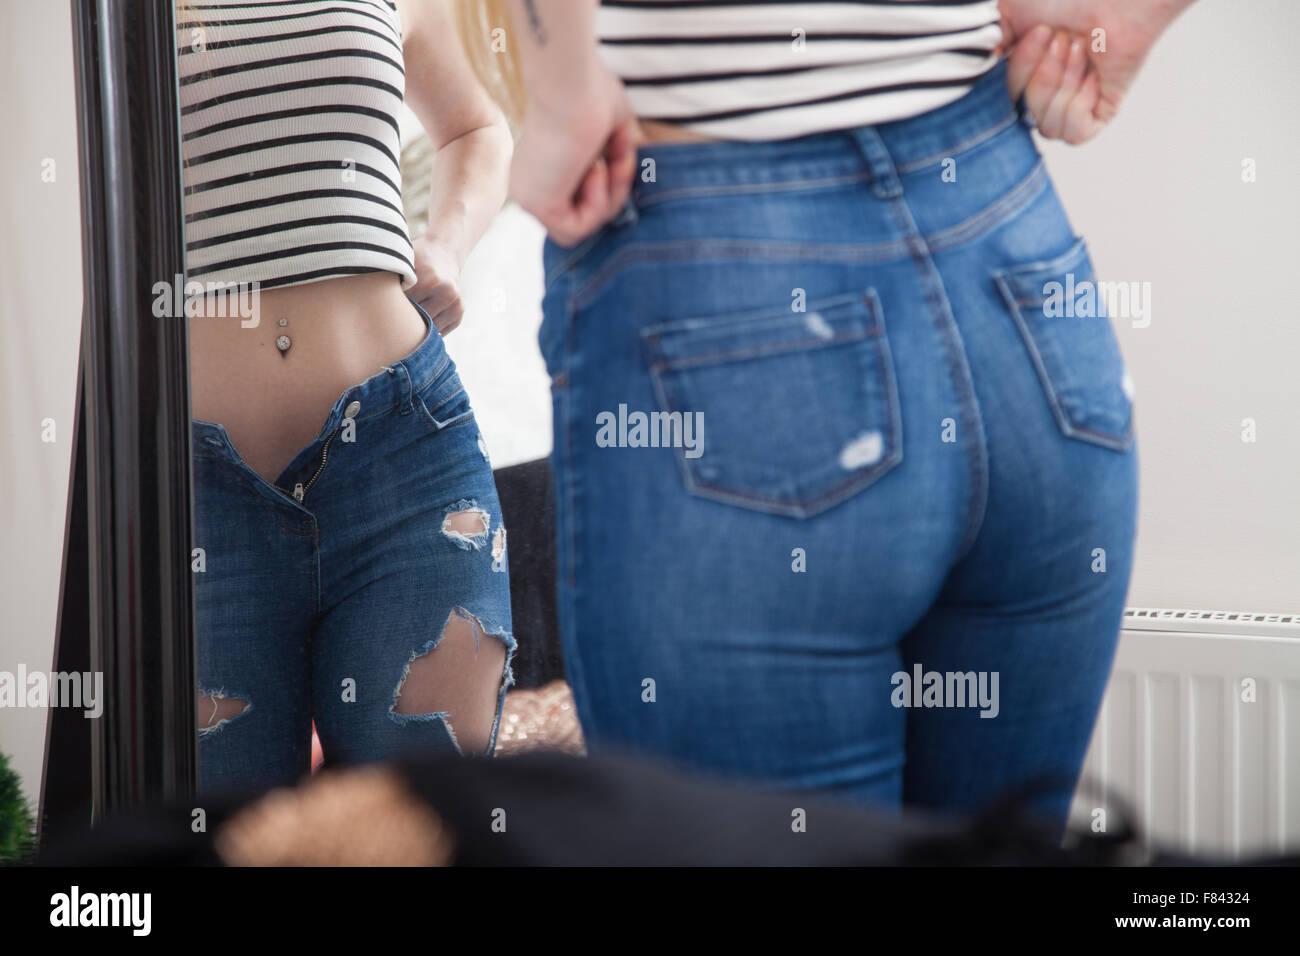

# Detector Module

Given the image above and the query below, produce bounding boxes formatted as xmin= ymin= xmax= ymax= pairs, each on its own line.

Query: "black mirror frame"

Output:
xmin=40 ymin=0 xmax=197 ymax=850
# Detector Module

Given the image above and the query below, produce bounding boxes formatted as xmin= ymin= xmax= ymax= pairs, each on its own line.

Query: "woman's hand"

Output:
xmin=1005 ymin=25 xmax=1106 ymax=144
xmin=510 ymin=65 xmax=641 ymax=247
xmin=998 ymin=0 xmax=1196 ymax=144
xmin=408 ymin=235 xmax=465 ymax=335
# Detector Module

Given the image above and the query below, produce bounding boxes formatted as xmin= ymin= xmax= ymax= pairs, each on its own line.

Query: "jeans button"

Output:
xmin=345 ymin=400 xmax=361 ymax=419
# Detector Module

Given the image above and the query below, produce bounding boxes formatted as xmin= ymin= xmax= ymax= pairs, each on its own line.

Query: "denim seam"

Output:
xmin=992 ymin=235 xmax=1089 ymax=289
xmin=328 ymin=392 xmax=405 ymax=426
xmin=885 ymin=195 xmax=990 ymax=565
xmin=217 ymin=466 xmax=320 ymax=538
xmin=544 ymin=229 xmax=609 ymax=295
xmin=562 ymin=271 xmax=581 ymax=594
xmin=483 ymin=624 xmax=518 ymax=757
xmin=553 ymin=270 xmax=593 ymax=735
xmin=311 ymin=534 xmax=321 ymax=619
xmin=418 ymin=382 xmax=470 ymax=416
xmin=924 ymin=161 xmax=1049 ymax=254
xmin=995 ymin=284 xmax=1135 ymax=454
xmin=420 ymin=383 xmax=465 ymax=414
xmin=892 ymin=110 xmax=1018 ymax=174
xmin=411 ymin=353 xmax=452 ymax=397
xmin=572 ymin=237 xmax=912 ymax=312
xmin=415 ymin=407 xmax=477 ymax=435
xmin=1061 ymin=421 xmax=1135 ymax=451
xmin=542 ymin=173 xmax=873 ymax=293
xmin=647 ymin=328 xmax=873 ymax=371
xmin=635 ymin=171 xmax=872 ymax=209
xmin=415 ymin=382 xmax=473 ymax=428
xmin=290 ymin=352 xmax=452 ymax=429
xmin=196 ymin=425 xmax=328 ymax=519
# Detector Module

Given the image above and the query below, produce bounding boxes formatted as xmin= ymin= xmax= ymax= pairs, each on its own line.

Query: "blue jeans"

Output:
xmin=191 ymin=300 xmax=515 ymax=795
xmin=539 ymin=59 xmax=1138 ymax=824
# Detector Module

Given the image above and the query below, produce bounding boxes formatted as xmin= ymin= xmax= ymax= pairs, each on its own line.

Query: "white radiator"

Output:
xmin=1069 ymin=608 xmax=1300 ymax=859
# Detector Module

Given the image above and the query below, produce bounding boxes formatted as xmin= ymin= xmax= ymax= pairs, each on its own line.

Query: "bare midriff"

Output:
xmin=188 ymin=270 xmax=426 ymax=484
xmin=635 ymin=118 xmax=721 ymax=145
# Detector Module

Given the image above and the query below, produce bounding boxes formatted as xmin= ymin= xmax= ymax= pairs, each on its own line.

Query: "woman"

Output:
xmin=179 ymin=0 xmax=515 ymax=793
xmin=461 ymin=0 xmax=1195 ymax=826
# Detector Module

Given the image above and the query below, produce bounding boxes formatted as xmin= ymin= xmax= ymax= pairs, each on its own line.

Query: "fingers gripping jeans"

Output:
xmin=191 ymin=301 xmax=515 ymax=795
xmin=539 ymin=59 xmax=1138 ymax=825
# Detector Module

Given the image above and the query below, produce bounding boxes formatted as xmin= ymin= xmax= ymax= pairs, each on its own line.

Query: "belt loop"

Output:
xmin=847 ymin=126 xmax=903 ymax=200
xmin=612 ymin=193 xmax=639 ymax=228
xmin=1014 ymin=92 xmax=1037 ymax=130
xmin=395 ymin=361 xmax=414 ymax=415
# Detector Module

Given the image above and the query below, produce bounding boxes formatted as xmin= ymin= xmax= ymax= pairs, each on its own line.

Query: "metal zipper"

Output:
xmin=290 ymin=428 xmax=337 ymax=503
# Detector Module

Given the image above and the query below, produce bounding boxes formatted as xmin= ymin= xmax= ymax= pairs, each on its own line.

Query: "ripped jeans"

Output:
xmin=191 ymin=300 xmax=514 ymax=795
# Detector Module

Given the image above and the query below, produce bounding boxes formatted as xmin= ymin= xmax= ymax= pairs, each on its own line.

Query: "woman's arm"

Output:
xmin=395 ymin=0 xmax=514 ymax=332
xmin=505 ymin=0 xmax=639 ymax=246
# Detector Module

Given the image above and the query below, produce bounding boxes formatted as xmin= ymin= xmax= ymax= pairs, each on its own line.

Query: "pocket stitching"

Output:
xmin=992 ymin=246 xmax=1134 ymax=453
xmin=643 ymin=287 xmax=904 ymax=518
xmin=415 ymin=385 xmax=475 ymax=433
xmin=642 ymin=289 xmax=874 ymax=344
xmin=648 ymin=328 xmax=876 ymax=374
xmin=991 ymin=235 xmax=1089 ymax=288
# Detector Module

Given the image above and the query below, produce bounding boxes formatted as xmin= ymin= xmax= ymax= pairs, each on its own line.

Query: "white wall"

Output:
xmin=1039 ymin=0 xmax=1300 ymax=614
xmin=435 ymin=202 xmax=550 ymax=469
xmin=0 ymin=0 xmax=84 ymax=810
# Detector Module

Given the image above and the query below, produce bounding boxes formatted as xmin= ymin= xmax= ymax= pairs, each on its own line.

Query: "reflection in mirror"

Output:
xmin=175 ymin=0 xmax=518 ymax=795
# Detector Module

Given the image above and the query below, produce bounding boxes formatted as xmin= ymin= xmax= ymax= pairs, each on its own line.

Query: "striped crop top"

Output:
xmin=597 ymin=0 xmax=1004 ymax=140
xmin=177 ymin=0 xmax=416 ymax=292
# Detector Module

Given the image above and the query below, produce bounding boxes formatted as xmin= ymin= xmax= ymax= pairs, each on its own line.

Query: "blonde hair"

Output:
xmin=175 ymin=0 xmax=202 ymax=26
xmin=453 ymin=0 xmax=526 ymax=125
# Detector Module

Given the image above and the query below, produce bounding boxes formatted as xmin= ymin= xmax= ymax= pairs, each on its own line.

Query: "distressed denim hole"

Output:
xmin=198 ymin=691 xmax=251 ymax=735
xmin=391 ymin=607 xmax=510 ymax=756
xmin=441 ymin=499 xmax=490 ymax=550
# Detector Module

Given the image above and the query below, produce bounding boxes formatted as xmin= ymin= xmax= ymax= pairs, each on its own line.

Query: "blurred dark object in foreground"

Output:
xmin=40 ymin=748 xmax=1295 ymax=867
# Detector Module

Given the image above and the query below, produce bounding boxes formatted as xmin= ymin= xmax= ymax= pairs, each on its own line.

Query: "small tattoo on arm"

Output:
xmin=522 ymin=0 xmax=547 ymax=46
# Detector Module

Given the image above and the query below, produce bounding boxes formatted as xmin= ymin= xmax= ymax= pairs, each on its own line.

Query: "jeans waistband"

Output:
xmin=630 ymin=58 xmax=1023 ymax=204
xmin=192 ymin=296 xmax=445 ymax=464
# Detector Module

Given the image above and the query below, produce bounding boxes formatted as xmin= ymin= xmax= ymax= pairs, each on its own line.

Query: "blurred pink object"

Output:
xmin=311 ymin=722 xmax=324 ymax=773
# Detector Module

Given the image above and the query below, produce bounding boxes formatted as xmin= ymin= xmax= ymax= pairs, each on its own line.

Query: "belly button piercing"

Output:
xmin=276 ymin=317 xmax=291 ymax=356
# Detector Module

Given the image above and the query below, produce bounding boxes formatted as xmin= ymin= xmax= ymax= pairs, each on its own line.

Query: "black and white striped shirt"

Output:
xmin=177 ymin=0 xmax=416 ymax=292
xmin=597 ymin=0 xmax=1004 ymax=140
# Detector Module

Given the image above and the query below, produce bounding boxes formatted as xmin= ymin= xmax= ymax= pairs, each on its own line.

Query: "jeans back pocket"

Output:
xmin=993 ymin=238 xmax=1135 ymax=452
xmin=640 ymin=289 xmax=902 ymax=518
